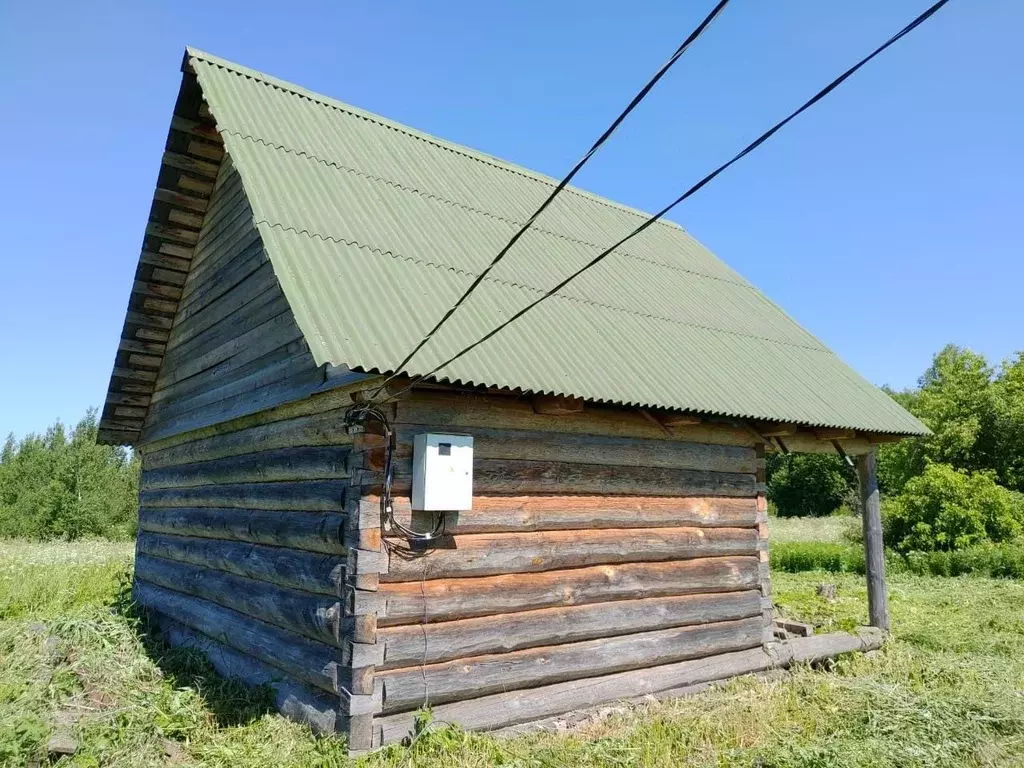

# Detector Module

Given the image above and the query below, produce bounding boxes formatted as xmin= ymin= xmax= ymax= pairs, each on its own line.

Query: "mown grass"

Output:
xmin=1 ymin=539 xmax=1023 ymax=767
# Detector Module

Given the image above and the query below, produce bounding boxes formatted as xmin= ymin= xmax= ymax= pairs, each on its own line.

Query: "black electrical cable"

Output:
xmin=377 ymin=0 xmax=952 ymax=406
xmin=344 ymin=404 xmax=445 ymax=546
xmin=366 ymin=0 xmax=733 ymax=402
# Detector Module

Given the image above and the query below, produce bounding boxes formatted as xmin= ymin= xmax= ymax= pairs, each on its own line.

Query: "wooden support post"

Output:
xmin=856 ymin=448 xmax=890 ymax=631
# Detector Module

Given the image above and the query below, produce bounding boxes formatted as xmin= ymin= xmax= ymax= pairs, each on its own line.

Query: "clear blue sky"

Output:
xmin=1 ymin=0 xmax=1020 ymax=439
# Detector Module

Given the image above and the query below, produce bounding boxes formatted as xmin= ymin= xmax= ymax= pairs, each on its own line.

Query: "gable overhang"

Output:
xmin=97 ymin=59 xmax=227 ymax=445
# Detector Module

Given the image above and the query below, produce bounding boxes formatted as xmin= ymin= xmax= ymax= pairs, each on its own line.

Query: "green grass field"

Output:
xmin=1 ymin=533 xmax=1023 ymax=767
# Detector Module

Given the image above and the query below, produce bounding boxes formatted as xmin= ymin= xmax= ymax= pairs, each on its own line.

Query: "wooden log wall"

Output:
xmin=345 ymin=389 xmax=773 ymax=749
xmin=138 ymin=153 xmax=326 ymax=444
xmin=133 ymin=386 xmax=375 ymax=739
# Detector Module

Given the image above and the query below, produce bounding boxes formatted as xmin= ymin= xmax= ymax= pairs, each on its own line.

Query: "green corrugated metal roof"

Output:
xmin=186 ymin=47 xmax=927 ymax=435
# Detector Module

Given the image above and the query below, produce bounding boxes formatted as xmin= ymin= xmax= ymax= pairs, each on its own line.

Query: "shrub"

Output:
xmin=883 ymin=463 xmax=1024 ymax=552
xmin=767 ymin=453 xmax=855 ymax=517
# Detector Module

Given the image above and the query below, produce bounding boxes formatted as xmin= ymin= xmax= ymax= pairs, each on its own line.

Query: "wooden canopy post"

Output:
xmin=856 ymin=448 xmax=890 ymax=631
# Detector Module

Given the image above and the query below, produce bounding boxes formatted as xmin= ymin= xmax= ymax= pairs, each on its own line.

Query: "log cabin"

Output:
xmin=98 ymin=48 xmax=928 ymax=750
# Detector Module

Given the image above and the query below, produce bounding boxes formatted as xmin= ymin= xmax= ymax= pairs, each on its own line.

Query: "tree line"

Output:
xmin=769 ymin=344 xmax=1024 ymax=551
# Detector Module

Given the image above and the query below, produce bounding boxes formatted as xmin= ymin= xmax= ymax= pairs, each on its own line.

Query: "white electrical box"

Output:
xmin=411 ymin=433 xmax=474 ymax=511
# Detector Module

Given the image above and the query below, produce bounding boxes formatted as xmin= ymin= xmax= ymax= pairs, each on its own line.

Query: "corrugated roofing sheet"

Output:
xmin=187 ymin=47 xmax=927 ymax=435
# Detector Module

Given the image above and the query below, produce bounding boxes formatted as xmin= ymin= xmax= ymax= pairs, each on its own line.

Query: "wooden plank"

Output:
xmin=142 ymin=297 xmax=178 ymax=315
xmin=141 ymin=446 xmax=349 ymax=490
xmin=380 ymin=590 xmax=762 ymax=669
xmin=125 ymin=310 xmax=175 ymax=330
xmin=137 ymin=554 xmax=344 ymax=647
xmin=176 ymin=174 xmax=215 ymax=196
xmin=138 ymin=506 xmax=346 ymax=554
xmin=103 ymin=418 xmax=145 ymax=432
xmin=140 ymin=250 xmax=191 ymax=273
xmin=105 ymin=392 xmax=151 ymax=407
xmin=114 ymin=406 xmax=147 ymax=419
xmin=382 ymin=527 xmax=756 ymax=583
xmin=857 ymin=449 xmax=889 ymax=631
xmin=136 ymin=532 xmax=346 ymax=596
xmin=377 ymin=556 xmax=760 ymax=626
xmin=135 ymin=327 xmax=171 ymax=343
xmin=813 ymin=428 xmax=857 ymax=440
xmin=150 ymin=267 xmax=188 ymax=287
xmin=111 ymin=367 xmax=157 ymax=383
xmin=398 ymin=391 xmax=756 ymax=448
xmin=96 ymin=429 xmax=139 ymax=445
xmin=168 ymin=208 xmax=205 ymax=229
xmin=140 ymin=480 xmax=347 ymax=512
xmin=133 ymin=279 xmax=183 ymax=301
xmin=162 ymin=150 xmax=220 ymax=179
xmin=392 ymin=426 xmax=759 ymax=474
xmin=158 ymin=242 xmax=196 ymax=259
xmin=377 ymin=646 xmax=770 ymax=743
xmin=384 ymin=495 xmax=757 ymax=535
xmin=378 ymin=616 xmax=764 ymax=713
xmin=118 ymin=339 xmax=167 ymax=356
xmin=141 ymin=408 xmax=352 ymax=470
xmin=154 ymin=186 xmax=210 ymax=213
xmin=156 ymin=617 xmax=339 ymax=735
xmin=170 ymin=115 xmax=222 ymax=143
xmin=135 ymin=580 xmax=343 ymax=694
xmin=145 ymin=222 xmax=200 ymax=246
xmin=384 ymin=459 xmax=755 ymax=498
xmin=128 ymin=353 xmax=163 ymax=369
xmin=187 ymin=139 xmax=224 ymax=162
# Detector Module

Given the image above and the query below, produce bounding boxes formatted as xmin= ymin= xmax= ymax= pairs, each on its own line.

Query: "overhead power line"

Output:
xmin=375 ymin=0 xmax=953 ymax=405
xmin=367 ymin=0 xmax=733 ymax=400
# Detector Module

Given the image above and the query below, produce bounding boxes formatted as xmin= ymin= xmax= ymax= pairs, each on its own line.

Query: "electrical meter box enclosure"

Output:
xmin=411 ymin=433 xmax=474 ymax=511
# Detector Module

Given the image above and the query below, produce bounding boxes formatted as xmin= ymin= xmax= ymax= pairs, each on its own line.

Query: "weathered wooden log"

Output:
xmin=376 ymin=645 xmax=770 ymax=744
xmin=141 ymin=446 xmax=349 ymax=490
xmin=379 ymin=590 xmax=762 ymax=669
xmin=383 ymin=494 xmax=757 ymax=535
xmin=378 ymin=616 xmax=764 ymax=713
xmin=376 ymin=556 xmax=760 ymax=625
xmin=385 ymin=459 xmax=755 ymax=497
xmin=396 ymin=391 xmax=756 ymax=447
xmin=135 ymin=580 xmax=344 ymax=694
xmin=138 ymin=506 xmax=346 ymax=554
xmin=768 ymin=627 xmax=885 ymax=666
xmin=155 ymin=616 xmax=340 ymax=735
xmin=136 ymin=532 xmax=345 ymax=596
xmin=140 ymin=480 xmax=347 ymax=511
xmin=857 ymin=449 xmax=890 ymax=631
xmin=391 ymin=426 xmax=760 ymax=473
xmin=381 ymin=527 xmax=757 ymax=582
xmin=136 ymin=554 xmax=344 ymax=646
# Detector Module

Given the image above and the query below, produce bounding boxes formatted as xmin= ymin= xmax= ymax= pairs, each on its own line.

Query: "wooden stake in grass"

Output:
xmin=857 ymin=448 xmax=890 ymax=631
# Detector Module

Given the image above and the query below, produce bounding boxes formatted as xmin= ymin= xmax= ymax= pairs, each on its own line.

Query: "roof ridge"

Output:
xmin=255 ymin=219 xmax=832 ymax=354
xmin=223 ymin=129 xmax=752 ymax=290
xmin=186 ymin=47 xmax=690 ymax=235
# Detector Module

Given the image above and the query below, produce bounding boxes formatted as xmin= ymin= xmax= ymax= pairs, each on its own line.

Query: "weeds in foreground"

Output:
xmin=0 ymin=540 xmax=1022 ymax=766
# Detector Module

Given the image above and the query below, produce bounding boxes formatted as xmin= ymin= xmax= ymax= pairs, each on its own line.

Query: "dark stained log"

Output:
xmin=155 ymin=617 xmax=339 ymax=735
xmin=142 ymin=411 xmax=354 ymax=469
xmin=135 ymin=580 xmax=343 ymax=694
xmin=377 ymin=645 xmax=770 ymax=744
xmin=856 ymin=449 xmax=890 ymax=631
xmin=378 ymin=616 xmax=765 ymax=713
xmin=397 ymin=391 xmax=756 ymax=448
xmin=379 ymin=590 xmax=762 ymax=669
xmin=384 ymin=459 xmax=755 ymax=497
xmin=382 ymin=527 xmax=757 ymax=582
xmin=391 ymin=425 xmax=761 ymax=474
xmin=140 ymin=479 xmax=347 ymax=511
xmin=138 ymin=506 xmax=346 ymax=554
xmin=136 ymin=554 xmax=344 ymax=646
xmin=140 ymin=446 xmax=349 ymax=490
xmin=136 ymin=532 xmax=345 ymax=596
xmin=377 ymin=556 xmax=760 ymax=625
xmin=384 ymin=494 xmax=757 ymax=535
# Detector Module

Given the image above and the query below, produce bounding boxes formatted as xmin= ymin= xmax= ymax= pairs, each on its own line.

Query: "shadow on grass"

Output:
xmin=113 ymin=573 xmax=277 ymax=729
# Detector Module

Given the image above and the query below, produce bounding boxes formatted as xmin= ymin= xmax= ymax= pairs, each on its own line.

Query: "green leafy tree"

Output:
xmin=767 ymin=453 xmax=855 ymax=517
xmin=0 ymin=409 xmax=139 ymax=540
xmin=993 ymin=352 xmax=1024 ymax=492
